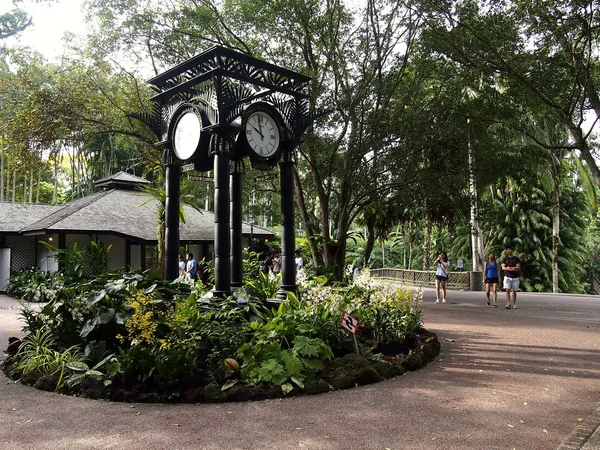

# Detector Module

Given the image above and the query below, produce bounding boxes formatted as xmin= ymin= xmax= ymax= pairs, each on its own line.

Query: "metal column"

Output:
xmin=276 ymin=149 xmax=297 ymax=300
xmin=164 ymin=157 xmax=181 ymax=281
xmin=230 ymin=160 xmax=243 ymax=289
xmin=213 ymin=135 xmax=231 ymax=297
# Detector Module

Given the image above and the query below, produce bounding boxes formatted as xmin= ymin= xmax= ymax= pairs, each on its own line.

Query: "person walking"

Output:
xmin=178 ymin=255 xmax=186 ymax=278
xmin=434 ymin=251 xmax=449 ymax=304
xmin=353 ymin=261 xmax=364 ymax=284
xmin=272 ymin=250 xmax=281 ymax=275
xmin=484 ymin=251 xmax=499 ymax=307
xmin=294 ymin=249 xmax=304 ymax=272
xmin=260 ymin=251 xmax=274 ymax=276
xmin=501 ymin=245 xmax=521 ymax=309
xmin=186 ymin=253 xmax=198 ymax=282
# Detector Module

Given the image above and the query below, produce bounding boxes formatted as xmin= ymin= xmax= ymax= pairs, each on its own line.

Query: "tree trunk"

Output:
xmin=293 ymin=166 xmax=323 ymax=267
xmin=468 ymin=118 xmax=484 ymax=272
xmin=402 ymin=222 xmax=407 ymax=268
xmin=35 ymin=169 xmax=40 ymax=203
xmin=408 ymin=222 xmax=414 ymax=269
xmin=0 ymin=138 xmax=4 ymax=202
xmin=53 ymin=155 xmax=59 ymax=205
xmin=71 ymin=147 xmax=76 ymax=198
xmin=5 ymin=169 xmax=9 ymax=203
xmin=363 ymin=216 xmax=376 ymax=266
xmin=29 ymin=171 xmax=34 ymax=203
xmin=422 ymin=210 xmax=432 ymax=271
xmin=108 ymin=133 xmax=115 ymax=176
xmin=12 ymin=169 xmax=16 ymax=202
xmin=551 ymin=154 xmax=561 ymax=293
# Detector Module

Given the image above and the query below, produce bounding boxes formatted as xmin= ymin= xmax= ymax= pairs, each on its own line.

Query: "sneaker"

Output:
xmin=511 ymin=305 xmax=517 ymax=309
xmin=505 ymin=304 xmax=511 ymax=309
xmin=486 ymin=300 xmax=490 ymax=306
xmin=435 ymin=299 xmax=440 ymax=304
xmin=442 ymin=299 xmax=446 ymax=304
xmin=493 ymin=304 xmax=497 ymax=308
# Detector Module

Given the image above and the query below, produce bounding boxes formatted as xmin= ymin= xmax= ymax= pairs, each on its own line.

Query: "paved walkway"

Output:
xmin=0 ymin=290 xmax=599 ymax=450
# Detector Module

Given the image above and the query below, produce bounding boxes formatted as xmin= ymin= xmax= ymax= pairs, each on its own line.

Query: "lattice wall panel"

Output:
xmin=102 ymin=235 xmax=126 ymax=271
xmin=146 ymin=245 xmax=159 ymax=271
xmin=208 ymin=244 xmax=215 ymax=269
xmin=66 ymin=234 xmax=126 ymax=273
xmin=66 ymin=234 xmax=91 ymax=249
xmin=6 ymin=236 xmax=36 ymax=271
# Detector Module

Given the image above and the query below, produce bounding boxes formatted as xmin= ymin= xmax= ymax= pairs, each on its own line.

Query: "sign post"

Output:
xmin=341 ymin=311 xmax=360 ymax=355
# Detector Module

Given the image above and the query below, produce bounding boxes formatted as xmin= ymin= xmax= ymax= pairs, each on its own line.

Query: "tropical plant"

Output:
xmin=14 ymin=328 xmax=86 ymax=391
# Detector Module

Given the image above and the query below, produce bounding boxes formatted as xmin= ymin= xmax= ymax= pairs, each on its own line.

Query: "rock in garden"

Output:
xmin=21 ymin=370 xmax=43 ymax=386
xmin=203 ymin=383 xmax=228 ymax=402
xmin=5 ymin=337 xmax=21 ymax=355
xmin=34 ymin=374 xmax=60 ymax=392
xmin=321 ymin=354 xmax=382 ymax=390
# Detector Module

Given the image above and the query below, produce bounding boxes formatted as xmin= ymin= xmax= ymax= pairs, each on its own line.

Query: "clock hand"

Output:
xmin=251 ymin=125 xmax=264 ymax=139
xmin=257 ymin=116 xmax=263 ymax=136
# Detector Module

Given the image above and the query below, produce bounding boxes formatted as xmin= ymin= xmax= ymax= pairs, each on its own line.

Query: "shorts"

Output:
xmin=485 ymin=277 xmax=499 ymax=285
xmin=503 ymin=276 xmax=520 ymax=291
xmin=435 ymin=275 xmax=448 ymax=282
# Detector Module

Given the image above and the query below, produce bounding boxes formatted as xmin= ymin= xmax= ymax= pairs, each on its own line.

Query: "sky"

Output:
xmin=2 ymin=0 xmax=87 ymax=61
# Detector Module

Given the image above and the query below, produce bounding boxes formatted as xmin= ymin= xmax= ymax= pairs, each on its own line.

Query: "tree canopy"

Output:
xmin=0 ymin=0 xmax=598 ymax=292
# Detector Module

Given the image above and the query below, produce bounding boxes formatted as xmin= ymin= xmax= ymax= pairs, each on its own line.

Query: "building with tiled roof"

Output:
xmin=0 ymin=172 xmax=273 ymax=290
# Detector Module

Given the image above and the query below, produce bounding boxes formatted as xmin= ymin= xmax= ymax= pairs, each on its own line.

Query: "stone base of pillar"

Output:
xmin=212 ymin=289 xmax=231 ymax=298
xmin=276 ymin=285 xmax=297 ymax=301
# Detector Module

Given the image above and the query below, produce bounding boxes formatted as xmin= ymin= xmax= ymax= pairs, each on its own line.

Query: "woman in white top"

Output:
xmin=434 ymin=251 xmax=449 ymax=303
xmin=178 ymin=255 xmax=186 ymax=278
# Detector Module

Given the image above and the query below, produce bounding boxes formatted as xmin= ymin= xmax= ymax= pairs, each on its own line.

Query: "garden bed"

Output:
xmin=2 ymin=262 xmax=438 ymax=404
xmin=2 ymin=328 xmax=439 ymax=403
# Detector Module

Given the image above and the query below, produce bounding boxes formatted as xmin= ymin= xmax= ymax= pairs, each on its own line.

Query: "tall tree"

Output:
xmin=412 ymin=0 xmax=600 ymax=186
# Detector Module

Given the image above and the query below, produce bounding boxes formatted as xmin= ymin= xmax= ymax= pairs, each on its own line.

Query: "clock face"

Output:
xmin=245 ymin=111 xmax=281 ymax=158
xmin=173 ymin=110 xmax=202 ymax=160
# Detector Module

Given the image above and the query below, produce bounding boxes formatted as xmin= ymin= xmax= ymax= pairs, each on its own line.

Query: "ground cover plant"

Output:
xmin=2 ymin=263 xmax=439 ymax=402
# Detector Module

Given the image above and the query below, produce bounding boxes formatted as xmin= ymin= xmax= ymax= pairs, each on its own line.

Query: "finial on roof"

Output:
xmin=94 ymin=171 xmax=151 ymax=190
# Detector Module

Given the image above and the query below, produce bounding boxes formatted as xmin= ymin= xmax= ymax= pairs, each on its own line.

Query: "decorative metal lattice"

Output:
xmin=133 ymin=46 xmax=313 ymax=151
xmin=66 ymin=234 xmax=126 ymax=272
xmin=66 ymin=234 xmax=91 ymax=250
xmin=102 ymin=235 xmax=126 ymax=271
xmin=6 ymin=236 xmax=36 ymax=271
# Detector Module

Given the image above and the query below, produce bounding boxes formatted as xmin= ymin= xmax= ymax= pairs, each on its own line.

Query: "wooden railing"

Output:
xmin=370 ymin=268 xmax=473 ymax=290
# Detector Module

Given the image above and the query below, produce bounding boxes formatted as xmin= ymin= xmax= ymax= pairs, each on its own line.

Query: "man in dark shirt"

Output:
xmin=501 ymin=245 xmax=521 ymax=309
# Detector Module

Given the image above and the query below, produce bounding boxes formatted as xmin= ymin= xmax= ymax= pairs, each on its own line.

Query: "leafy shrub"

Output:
xmin=7 ymin=268 xmax=64 ymax=302
xmin=14 ymin=328 xmax=86 ymax=391
xmin=245 ymin=271 xmax=280 ymax=301
xmin=11 ymin=266 xmax=426 ymax=396
xmin=239 ymin=295 xmax=334 ymax=393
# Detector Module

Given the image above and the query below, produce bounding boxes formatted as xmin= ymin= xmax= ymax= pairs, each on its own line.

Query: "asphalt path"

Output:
xmin=0 ymin=289 xmax=599 ymax=450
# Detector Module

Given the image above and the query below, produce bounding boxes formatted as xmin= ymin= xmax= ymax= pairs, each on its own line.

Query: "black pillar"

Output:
xmin=276 ymin=149 xmax=297 ymax=300
xmin=230 ymin=160 xmax=243 ymax=289
xmin=164 ymin=157 xmax=181 ymax=281
xmin=213 ymin=135 xmax=231 ymax=297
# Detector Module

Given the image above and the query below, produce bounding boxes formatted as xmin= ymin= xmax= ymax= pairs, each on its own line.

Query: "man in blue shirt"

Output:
xmin=186 ymin=253 xmax=198 ymax=281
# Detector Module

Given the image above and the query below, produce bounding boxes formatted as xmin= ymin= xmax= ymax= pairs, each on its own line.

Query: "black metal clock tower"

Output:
xmin=135 ymin=46 xmax=313 ymax=298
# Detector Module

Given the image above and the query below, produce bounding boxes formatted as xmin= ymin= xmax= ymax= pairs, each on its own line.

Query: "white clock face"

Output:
xmin=245 ymin=111 xmax=281 ymax=158
xmin=173 ymin=110 xmax=202 ymax=160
